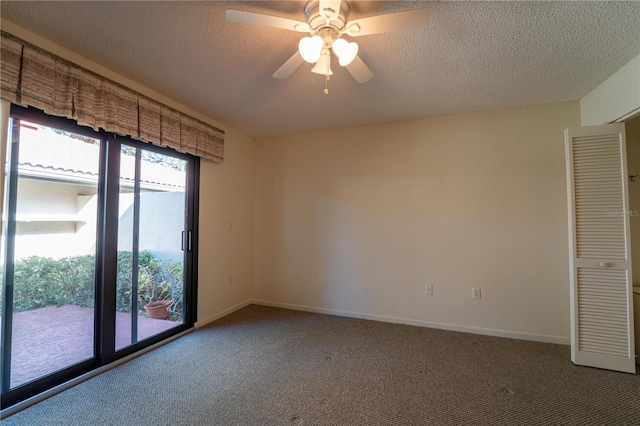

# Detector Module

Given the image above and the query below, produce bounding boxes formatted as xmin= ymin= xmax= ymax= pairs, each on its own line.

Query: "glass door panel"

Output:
xmin=115 ymin=145 xmax=186 ymax=351
xmin=2 ymin=119 xmax=99 ymax=389
xmin=1 ymin=105 xmax=197 ymax=409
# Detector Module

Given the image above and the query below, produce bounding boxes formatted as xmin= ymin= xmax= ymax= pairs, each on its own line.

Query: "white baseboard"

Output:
xmin=195 ymin=299 xmax=252 ymax=328
xmin=252 ymin=299 xmax=570 ymax=345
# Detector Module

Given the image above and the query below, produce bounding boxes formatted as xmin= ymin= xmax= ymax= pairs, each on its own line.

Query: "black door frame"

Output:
xmin=0 ymin=105 xmax=198 ymax=408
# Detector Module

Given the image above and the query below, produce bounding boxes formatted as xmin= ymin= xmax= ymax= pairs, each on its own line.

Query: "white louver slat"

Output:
xmin=572 ymin=135 xmax=626 ymax=260
xmin=577 ymin=269 xmax=629 ymax=357
xmin=565 ymin=123 xmax=635 ymax=374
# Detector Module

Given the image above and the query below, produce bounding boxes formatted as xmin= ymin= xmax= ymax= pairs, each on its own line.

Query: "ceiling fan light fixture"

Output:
xmin=338 ymin=42 xmax=357 ymax=66
xmin=227 ymin=1 xmax=433 ymax=85
xmin=299 ymin=35 xmax=323 ymax=63
xmin=332 ymin=38 xmax=358 ymax=66
xmin=311 ymin=54 xmax=333 ymax=76
xmin=332 ymin=38 xmax=347 ymax=55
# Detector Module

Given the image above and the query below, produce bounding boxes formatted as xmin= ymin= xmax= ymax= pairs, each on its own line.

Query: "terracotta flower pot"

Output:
xmin=144 ymin=300 xmax=172 ymax=319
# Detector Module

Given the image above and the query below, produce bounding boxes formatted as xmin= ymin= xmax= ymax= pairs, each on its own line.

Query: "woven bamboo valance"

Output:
xmin=0 ymin=32 xmax=224 ymax=163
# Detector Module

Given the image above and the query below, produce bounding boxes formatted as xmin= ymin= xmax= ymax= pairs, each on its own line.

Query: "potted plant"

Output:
xmin=144 ymin=300 xmax=172 ymax=319
xmin=115 ymin=251 xmax=183 ymax=320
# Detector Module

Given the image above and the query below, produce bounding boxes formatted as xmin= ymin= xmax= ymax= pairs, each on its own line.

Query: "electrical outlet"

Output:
xmin=425 ymin=284 xmax=433 ymax=295
xmin=472 ymin=288 xmax=481 ymax=299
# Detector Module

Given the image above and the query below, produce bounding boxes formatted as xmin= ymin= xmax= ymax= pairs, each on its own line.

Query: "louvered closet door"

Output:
xmin=565 ymin=123 xmax=636 ymax=373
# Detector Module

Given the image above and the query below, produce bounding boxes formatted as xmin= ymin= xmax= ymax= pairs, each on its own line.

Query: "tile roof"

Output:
xmin=17 ymin=123 xmax=185 ymax=190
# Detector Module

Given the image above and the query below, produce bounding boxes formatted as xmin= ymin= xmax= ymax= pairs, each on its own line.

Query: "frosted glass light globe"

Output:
xmin=299 ymin=36 xmax=323 ymax=63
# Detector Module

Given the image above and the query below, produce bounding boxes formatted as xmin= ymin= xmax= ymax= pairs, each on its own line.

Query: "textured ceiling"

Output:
xmin=1 ymin=1 xmax=640 ymax=138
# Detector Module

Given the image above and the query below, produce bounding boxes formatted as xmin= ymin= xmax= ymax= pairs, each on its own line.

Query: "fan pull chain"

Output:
xmin=324 ymin=55 xmax=330 ymax=95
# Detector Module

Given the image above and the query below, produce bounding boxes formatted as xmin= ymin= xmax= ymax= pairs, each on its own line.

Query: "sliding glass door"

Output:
xmin=1 ymin=105 xmax=198 ymax=408
xmin=115 ymin=144 xmax=188 ymax=350
xmin=1 ymin=118 xmax=101 ymax=390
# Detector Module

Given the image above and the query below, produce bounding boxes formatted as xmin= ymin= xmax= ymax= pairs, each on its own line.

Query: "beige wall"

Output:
xmin=198 ymin=127 xmax=254 ymax=324
xmin=627 ymin=116 xmax=640 ymax=287
xmin=253 ymin=102 xmax=581 ymax=343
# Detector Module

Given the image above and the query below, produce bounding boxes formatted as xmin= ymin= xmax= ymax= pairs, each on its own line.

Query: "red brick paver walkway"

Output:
xmin=1 ymin=305 xmax=179 ymax=388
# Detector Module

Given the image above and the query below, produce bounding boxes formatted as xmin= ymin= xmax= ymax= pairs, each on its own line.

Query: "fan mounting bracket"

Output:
xmin=317 ymin=27 xmax=340 ymax=49
xmin=305 ymin=0 xmax=351 ymax=33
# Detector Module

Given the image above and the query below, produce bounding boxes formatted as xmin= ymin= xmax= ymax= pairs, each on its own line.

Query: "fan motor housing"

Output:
xmin=305 ymin=0 xmax=350 ymax=33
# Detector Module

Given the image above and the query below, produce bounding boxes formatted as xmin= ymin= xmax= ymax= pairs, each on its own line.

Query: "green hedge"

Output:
xmin=8 ymin=251 xmax=183 ymax=317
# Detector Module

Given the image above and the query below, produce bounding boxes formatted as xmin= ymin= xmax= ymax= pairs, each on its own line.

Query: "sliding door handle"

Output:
xmin=182 ymin=230 xmax=192 ymax=252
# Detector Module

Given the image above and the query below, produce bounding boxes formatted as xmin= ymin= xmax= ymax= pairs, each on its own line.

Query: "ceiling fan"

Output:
xmin=226 ymin=0 xmax=430 ymax=93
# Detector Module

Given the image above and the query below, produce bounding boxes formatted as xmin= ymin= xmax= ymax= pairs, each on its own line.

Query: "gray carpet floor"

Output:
xmin=2 ymin=304 xmax=639 ymax=425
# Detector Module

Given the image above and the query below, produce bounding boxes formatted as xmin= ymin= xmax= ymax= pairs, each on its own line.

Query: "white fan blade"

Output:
xmin=344 ymin=8 xmax=430 ymax=37
xmin=226 ymin=10 xmax=310 ymax=33
xmin=345 ymin=55 xmax=373 ymax=83
xmin=273 ymin=51 xmax=305 ymax=79
xmin=319 ymin=0 xmax=342 ymax=22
